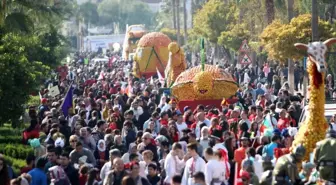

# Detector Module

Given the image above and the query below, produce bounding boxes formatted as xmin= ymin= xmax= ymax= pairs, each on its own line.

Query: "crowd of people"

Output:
xmin=1 ymin=51 xmax=336 ymax=185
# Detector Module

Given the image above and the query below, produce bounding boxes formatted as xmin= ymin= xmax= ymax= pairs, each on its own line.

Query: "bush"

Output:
xmin=3 ymin=155 xmax=26 ymax=175
xmin=27 ymin=95 xmax=40 ymax=107
xmin=0 ymin=135 xmax=23 ymax=144
xmin=0 ymin=127 xmax=22 ymax=136
xmin=0 ymin=144 xmax=33 ymax=160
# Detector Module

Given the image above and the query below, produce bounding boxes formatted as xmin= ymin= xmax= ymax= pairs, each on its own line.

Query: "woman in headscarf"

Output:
xmin=121 ymin=143 xmax=143 ymax=164
xmin=94 ymin=140 xmax=109 ymax=169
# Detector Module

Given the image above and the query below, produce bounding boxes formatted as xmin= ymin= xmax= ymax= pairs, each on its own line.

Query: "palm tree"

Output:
xmin=176 ymin=0 xmax=181 ymax=45
xmin=265 ymin=0 xmax=275 ymax=24
xmin=172 ymin=0 xmax=177 ymax=29
xmin=0 ymin=0 xmax=74 ymax=33
xmin=287 ymin=0 xmax=294 ymax=21
xmin=183 ymin=0 xmax=188 ymax=44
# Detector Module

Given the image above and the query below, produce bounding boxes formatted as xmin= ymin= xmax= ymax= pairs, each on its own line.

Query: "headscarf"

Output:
xmin=128 ymin=143 xmax=137 ymax=153
xmin=97 ymin=140 xmax=106 ymax=152
xmin=55 ymin=138 xmax=65 ymax=148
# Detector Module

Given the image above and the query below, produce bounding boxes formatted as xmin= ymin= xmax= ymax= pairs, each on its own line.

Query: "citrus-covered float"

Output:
xmin=171 ymin=64 xmax=238 ymax=110
xmin=122 ymin=24 xmax=147 ymax=60
xmin=133 ymin=32 xmax=186 ymax=79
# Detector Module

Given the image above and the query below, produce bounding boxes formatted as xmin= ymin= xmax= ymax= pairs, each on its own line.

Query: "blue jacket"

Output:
xmin=28 ymin=168 xmax=48 ymax=185
xmin=262 ymin=142 xmax=278 ymax=160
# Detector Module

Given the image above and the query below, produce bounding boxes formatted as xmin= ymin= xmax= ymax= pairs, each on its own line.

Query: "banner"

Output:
xmin=48 ymin=86 xmax=60 ymax=97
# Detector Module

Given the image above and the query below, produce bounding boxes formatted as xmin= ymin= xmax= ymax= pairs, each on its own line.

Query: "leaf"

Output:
xmin=4 ymin=12 xmax=34 ymax=33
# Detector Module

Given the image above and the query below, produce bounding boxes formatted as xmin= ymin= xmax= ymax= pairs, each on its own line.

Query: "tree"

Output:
xmin=98 ymin=0 xmax=155 ymax=32
xmin=183 ymin=0 xmax=188 ymax=43
xmin=265 ymin=0 xmax=275 ymax=24
xmin=260 ymin=14 xmax=336 ymax=62
xmin=78 ymin=2 xmax=99 ymax=25
xmin=0 ymin=32 xmax=49 ymax=125
xmin=0 ymin=0 xmax=75 ymax=33
xmin=176 ymin=0 xmax=181 ymax=44
xmin=193 ymin=0 xmax=236 ymax=43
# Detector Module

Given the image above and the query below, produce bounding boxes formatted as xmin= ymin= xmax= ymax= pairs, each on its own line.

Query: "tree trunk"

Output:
xmin=183 ymin=0 xmax=188 ymax=44
xmin=287 ymin=0 xmax=295 ymax=94
xmin=176 ymin=0 xmax=181 ymax=45
xmin=191 ymin=0 xmax=194 ymax=27
xmin=172 ymin=0 xmax=177 ymax=30
xmin=265 ymin=0 xmax=275 ymax=24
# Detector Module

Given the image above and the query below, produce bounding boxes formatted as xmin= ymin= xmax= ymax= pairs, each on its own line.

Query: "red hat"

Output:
xmin=41 ymin=98 xmax=48 ymax=104
xmin=240 ymin=170 xmax=250 ymax=180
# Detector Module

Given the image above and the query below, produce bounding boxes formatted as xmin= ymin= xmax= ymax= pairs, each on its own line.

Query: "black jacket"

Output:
xmin=63 ymin=164 xmax=79 ymax=185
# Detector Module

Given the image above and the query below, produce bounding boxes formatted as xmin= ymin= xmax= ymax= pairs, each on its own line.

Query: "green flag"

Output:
xmin=84 ymin=58 xmax=89 ymax=65
xmin=200 ymin=38 xmax=205 ymax=71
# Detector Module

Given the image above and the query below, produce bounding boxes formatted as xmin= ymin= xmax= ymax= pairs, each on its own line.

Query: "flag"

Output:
xmin=156 ymin=67 xmax=165 ymax=85
xmin=61 ymin=86 xmax=74 ymax=117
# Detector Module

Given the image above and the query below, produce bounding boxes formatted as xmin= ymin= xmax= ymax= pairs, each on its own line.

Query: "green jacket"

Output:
xmin=314 ymin=138 xmax=336 ymax=181
xmin=272 ymin=154 xmax=300 ymax=185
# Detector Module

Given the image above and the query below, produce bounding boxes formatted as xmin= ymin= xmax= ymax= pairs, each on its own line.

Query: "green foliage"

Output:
xmin=0 ymin=135 xmax=24 ymax=144
xmin=78 ymin=2 xmax=99 ymax=24
xmin=27 ymin=96 xmax=40 ymax=107
xmin=0 ymin=33 xmax=49 ymax=124
xmin=260 ymin=14 xmax=336 ymax=62
xmin=98 ymin=0 xmax=155 ymax=31
xmin=0 ymin=144 xmax=33 ymax=160
xmin=0 ymin=127 xmax=23 ymax=136
xmin=160 ymin=27 xmax=187 ymax=45
xmin=218 ymin=23 xmax=250 ymax=51
xmin=3 ymin=155 xmax=26 ymax=175
xmin=193 ymin=0 xmax=237 ymax=43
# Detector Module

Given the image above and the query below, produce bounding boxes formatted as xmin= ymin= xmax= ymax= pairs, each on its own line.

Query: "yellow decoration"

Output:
xmin=290 ymin=39 xmax=336 ymax=161
xmin=133 ymin=33 xmax=187 ymax=81
xmin=171 ymin=64 xmax=238 ymax=101
xmin=193 ymin=71 xmax=213 ymax=97
xmin=166 ymin=42 xmax=187 ymax=87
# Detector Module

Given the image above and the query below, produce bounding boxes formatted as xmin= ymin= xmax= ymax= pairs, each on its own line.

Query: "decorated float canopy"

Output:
xmin=171 ymin=64 xmax=238 ymax=110
xmin=133 ymin=32 xmax=172 ymax=78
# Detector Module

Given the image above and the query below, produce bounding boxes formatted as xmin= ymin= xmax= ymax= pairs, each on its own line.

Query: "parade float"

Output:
xmin=170 ymin=39 xmax=238 ymax=110
xmin=122 ymin=24 xmax=147 ymax=60
xmin=291 ymin=38 xmax=336 ymax=161
xmin=133 ymin=32 xmax=186 ymax=79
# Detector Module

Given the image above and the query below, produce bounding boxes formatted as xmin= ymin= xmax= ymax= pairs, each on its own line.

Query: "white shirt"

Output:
xmin=164 ymin=153 xmax=186 ymax=183
xmin=139 ymin=161 xmax=148 ymax=178
xmin=195 ymin=119 xmax=211 ymax=139
xmin=205 ymin=159 xmax=227 ymax=185
xmin=100 ymin=161 xmax=112 ymax=181
xmin=182 ymin=156 xmax=206 ymax=185
xmin=176 ymin=122 xmax=188 ymax=138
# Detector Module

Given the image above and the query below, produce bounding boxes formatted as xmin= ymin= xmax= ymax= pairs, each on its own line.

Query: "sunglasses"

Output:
xmin=242 ymin=178 xmax=248 ymax=182
xmin=70 ymin=140 xmax=78 ymax=143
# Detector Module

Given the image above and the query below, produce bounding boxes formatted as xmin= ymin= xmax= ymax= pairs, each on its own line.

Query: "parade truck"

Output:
xmin=122 ymin=24 xmax=147 ymax=60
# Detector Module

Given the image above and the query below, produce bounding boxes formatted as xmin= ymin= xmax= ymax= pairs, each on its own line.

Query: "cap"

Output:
xmin=183 ymin=106 xmax=190 ymax=112
xmin=240 ymin=137 xmax=249 ymax=141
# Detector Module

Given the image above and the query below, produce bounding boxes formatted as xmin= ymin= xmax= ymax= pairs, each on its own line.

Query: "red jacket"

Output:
xmin=23 ymin=129 xmax=39 ymax=141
